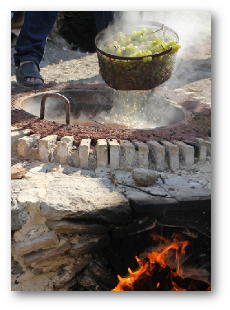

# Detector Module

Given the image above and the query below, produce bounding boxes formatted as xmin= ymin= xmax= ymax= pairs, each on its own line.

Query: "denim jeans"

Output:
xmin=14 ymin=11 xmax=114 ymax=68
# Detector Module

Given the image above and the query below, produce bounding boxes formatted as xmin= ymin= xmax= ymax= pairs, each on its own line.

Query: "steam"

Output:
xmin=102 ymin=11 xmax=211 ymax=89
xmin=21 ymin=12 xmax=210 ymax=130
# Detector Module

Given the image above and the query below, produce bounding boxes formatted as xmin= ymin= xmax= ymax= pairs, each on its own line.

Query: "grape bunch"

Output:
xmin=98 ymin=27 xmax=181 ymax=63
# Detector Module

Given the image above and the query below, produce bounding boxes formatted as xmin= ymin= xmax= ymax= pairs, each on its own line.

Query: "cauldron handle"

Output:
xmin=40 ymin=93 xmax=70 ymax=125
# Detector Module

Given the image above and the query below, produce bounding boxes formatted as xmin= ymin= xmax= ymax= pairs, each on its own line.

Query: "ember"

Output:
xmin=112 ymin=234 xmax=211 ymax=291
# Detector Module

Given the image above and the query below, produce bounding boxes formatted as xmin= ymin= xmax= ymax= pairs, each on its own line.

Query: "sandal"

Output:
xmin=16 ymin=62 xmax=44 ymax=86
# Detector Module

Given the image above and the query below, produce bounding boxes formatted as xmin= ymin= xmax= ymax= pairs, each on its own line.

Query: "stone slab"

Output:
xmin=110 ymin=217 xmax=157 ymax=240
xmin=40 ymin=174 xmax=131 ymax=223
xmin=160 ymin=176 xmax=211 ymax=201
xmin=69 ymin=235 xmax=110 ymax=256
xmin=127 ymin=191 xmax=179 ymax=213
xmin=46 ymin=219 xmax=108 ymax=235
xmin=14 ymin=231 xmax=59 ymax=256
xmin=24 ymin=239 xmax=71 ymax=266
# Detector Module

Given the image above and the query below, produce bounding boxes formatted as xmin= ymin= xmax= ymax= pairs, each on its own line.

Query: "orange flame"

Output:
xmin=112 ymin=234 xmax=210 ymax=291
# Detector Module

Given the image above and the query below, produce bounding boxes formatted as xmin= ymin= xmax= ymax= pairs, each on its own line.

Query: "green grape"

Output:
xmin=136 ymin=50 xmax=143 ymax=56
xmin=147 ymin=56 xmax=152 ymax=61
xmin=143 ymin=56 xmax=148 ymax=63
xmin=125 ymin=45 xmax=130 ymax=51
xmin=136 ymin=31 xmax=141 ymax=37
xmin=138 ymin=36 xmax=143 ymax=42
xmin=146 ymin=28 xmax=153 ymax=34
xmin=141 ymin=28 xmax=147 ymax=34
xmin=128 ymin=43 xmax=134 ymax=49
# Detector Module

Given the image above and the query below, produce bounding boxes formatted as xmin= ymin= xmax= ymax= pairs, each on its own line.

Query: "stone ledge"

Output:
xmin=69 ymin=235 xmax=110 ymax=256
xmin=46 ymin=219 xmax=108 ymax=235
xmin=14 ymin=231 xmax=59 ymax=257
xmin=24 ymin=239 xmax=71 ymax=266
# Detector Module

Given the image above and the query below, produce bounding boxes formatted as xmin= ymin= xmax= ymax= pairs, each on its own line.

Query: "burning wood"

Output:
xmin=112 ymin=234 xmax=211 ymax=291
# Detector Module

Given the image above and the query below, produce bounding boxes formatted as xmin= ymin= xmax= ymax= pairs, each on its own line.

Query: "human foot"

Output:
xmin=20 ymin=61 xmax=43 ymax=84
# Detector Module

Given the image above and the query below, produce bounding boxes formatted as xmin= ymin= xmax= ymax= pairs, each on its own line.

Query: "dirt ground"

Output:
xmin=11 ymin=11 xmax=211 ymax=145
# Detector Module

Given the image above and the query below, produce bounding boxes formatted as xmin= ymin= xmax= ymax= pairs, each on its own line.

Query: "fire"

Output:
xmin=112 ymin=234 xmax=211 ymax=291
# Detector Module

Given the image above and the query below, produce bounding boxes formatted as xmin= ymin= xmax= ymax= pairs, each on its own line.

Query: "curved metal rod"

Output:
xmin=40 ymin=93 xmax=70 ymax=125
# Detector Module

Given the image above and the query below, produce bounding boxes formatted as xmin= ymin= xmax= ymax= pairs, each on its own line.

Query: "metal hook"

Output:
xmin=40 ymin=93 xmax=70 ymax=125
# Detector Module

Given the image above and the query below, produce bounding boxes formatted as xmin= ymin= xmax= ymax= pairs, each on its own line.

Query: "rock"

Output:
xmin=11 ymin=199 xmax=28 ymax=231
xmin=13 ymin=231 xmax=59 ymax=256
xmin=24 ymin=239 xmax=71 ymax=266
xmin=46 ymin=219 xmax=108 ymax=235
xmin=11 ymin=167 xmax=28 ymax=179
xmin=69 ymin=234 xmax=110 ymax=256
xmin=132 ymin=168 xmax=160 ymax=187
xmin=53 ymin=256 xmax=92 ymax=289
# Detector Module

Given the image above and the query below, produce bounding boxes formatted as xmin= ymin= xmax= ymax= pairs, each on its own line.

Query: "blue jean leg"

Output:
xmin=14 ymin=11 xmax=114 ymax=68
xmin=93 ymin=11 xmax=114 ymax=34
xmin=14 ymin=11 xmax=59 ymax=68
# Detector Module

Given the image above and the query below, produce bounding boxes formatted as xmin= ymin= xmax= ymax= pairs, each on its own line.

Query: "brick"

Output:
xmin=79 ymin=139 xmax=91 ymax=169
xmin=133 ymin=141 xmax=149 ymax=168
xmin=96 ymin=139 xmax=108 ymax=168
xmin=17 ymin=136 xmax=40 ymax=158
xmin=198 ymin=139 xmax=211 ymax=156
xmin=147 ymin=141 xmax=165 ymax=171
xmin=11 ymin=129 xmax=31 ymax=146
xmin=120 ymin=140 xmax=136 ymax=170
xmin=174 ymin=141 xmax=194 ymax=166
xmin=39 ymin=135 xmax=57 ymax=162
xmin=161 ymin=141 xmax=179 ymax=171
xmin=108 ymin=139 xmax=120 ymax=170
xmin=198 ymin=145 xmax=207 ymax=162
xmin=56 ymin=138 xmax=73 ymax=164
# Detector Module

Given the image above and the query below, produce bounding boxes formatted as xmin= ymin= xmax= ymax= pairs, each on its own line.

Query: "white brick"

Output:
xmin=198 ymin=145 xmax=207 ymax=162
xmin=161 ymin=141 xmax=179 ymax=171
xmin=108 ymin=139 xmax=120 ymax=170
xmin=96 ymin=139 xmax=108 ymax=168
xmin=174 ymin=141 xmax=194 ymax=166
xmin=79 ymin=139 xmax=91 ymax=169
xmin=11 ymin=129 xmax=31 ymax=146
xmin=147 ymin=141 xmax=165 ymax=171
xmin=39 ymin=135 xmax=57 ymax=162
xmin=133 ymin=141 xmax=148 ymax=168
xmin=198 ymin=139 xmax=211 ymax=156
xmin=17 ymin=136 xmax=40 ymax=158
xmin=56 ymin=136 xmax=74 ymax=164
xmin=120 ymin=140 xmax=136 ymax=169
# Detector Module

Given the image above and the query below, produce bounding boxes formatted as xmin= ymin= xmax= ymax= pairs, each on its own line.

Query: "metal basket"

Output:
xmin=95 ymin=21 xmax=179 ymax=91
